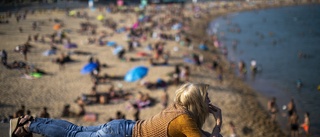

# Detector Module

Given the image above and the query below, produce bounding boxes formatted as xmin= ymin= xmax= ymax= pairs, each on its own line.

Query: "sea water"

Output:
xmin=209 ymin=4 xmax=320 ymax=135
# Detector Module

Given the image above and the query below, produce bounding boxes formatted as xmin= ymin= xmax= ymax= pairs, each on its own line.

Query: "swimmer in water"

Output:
xmin=296 ymin=79 xmax=303 ymax=90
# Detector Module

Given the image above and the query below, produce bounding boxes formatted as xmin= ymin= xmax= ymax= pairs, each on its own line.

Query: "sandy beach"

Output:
xmin=1 ymin=0 xmax=318 ymax=137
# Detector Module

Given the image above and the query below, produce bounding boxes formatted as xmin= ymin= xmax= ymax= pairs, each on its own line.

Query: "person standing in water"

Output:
xmin=238 ymin=60 xmax=246 ymax=79
xmin=250 ymin=59 xmax=257 ymax=74
xmin=267 ymin=97 xmax=279 ymax=122
xmin=296 ymin=79 xmax=303 ymax=90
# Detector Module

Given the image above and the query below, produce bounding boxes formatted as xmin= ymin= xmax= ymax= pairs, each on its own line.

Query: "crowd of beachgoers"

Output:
xmin=1 ymin=0 xmax=318 ymax=136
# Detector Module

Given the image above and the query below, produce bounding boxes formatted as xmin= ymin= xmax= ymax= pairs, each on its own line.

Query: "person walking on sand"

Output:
xmin=10 ymin=83 xmax=222 ymax=137
xmin=21 ymin=42 xmax=30 ymax=61
xmin=0 ymin=49 xmax=8 ymax=66
xmin=267 ymin=97 xmax=279 ymax=122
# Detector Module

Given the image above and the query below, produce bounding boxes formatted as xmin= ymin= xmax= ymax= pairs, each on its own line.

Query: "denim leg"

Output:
xmin=29 ymin=118 xmax=102 ymax=137
xmin=31 ymin=118 xmax=107 ymax=132
xmin=30 ymin=118 xmax=81 ymax=131
xmin=80 ymin=123 xmax=108 ymax=132
xmin=96 ymin=119 xmax=135 ymax=137
xmin=95 ymin=119 xmax=127 ymax=137
xmin=70 ymin=119 xmax=133 ymax=137
xmin=75 ymin=121 xmax=131 ymax=137
xmin=30 ymin=122 xmax=96 ymax=137
xmin=29 ymin=118 xmax=131 ymax=137
xmin=29 ymin=120 xmax=72 ymax=137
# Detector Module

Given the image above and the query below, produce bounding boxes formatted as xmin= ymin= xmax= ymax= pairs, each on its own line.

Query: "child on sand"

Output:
xmin=300 ymin=112 xmax=310 ymax=136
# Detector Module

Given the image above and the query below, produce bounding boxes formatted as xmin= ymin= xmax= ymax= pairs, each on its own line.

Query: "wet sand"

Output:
xmin=1 ymin=1 xmax=317 ymax=137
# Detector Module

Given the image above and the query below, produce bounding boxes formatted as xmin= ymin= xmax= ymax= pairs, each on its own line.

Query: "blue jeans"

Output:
xmin=29 ymin=118 xmax=135 ymax=137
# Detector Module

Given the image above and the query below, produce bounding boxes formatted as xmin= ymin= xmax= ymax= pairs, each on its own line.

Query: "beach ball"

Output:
xmin=282 ymin=105 xmax=287 ymax=110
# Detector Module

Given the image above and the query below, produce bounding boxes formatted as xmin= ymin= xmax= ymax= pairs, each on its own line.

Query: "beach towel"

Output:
xmin=184 ymin=58 xmax=195 ymax=64
xmin=106 ymin=41 xmax=116 ymax=47
xmin=83 ymin=113 xmax=97 ymax=122
xmin=42 ymin=49 xmax=56 ymax=56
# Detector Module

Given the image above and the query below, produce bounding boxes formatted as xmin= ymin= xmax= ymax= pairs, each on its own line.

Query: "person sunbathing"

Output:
xmin=52 ymin=53 xmax=72 ymax=70
xmin=148 ymin=58 xmax=168 ymax=66
xmin=10 ymin=83 xmax=223 ymax=137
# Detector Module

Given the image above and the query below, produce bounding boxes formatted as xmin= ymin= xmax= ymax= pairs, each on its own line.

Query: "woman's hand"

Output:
xmin=209 ymin=104 xmax=222 ymax=126
xmin=208 ymin=104 xmax=222 ymax=137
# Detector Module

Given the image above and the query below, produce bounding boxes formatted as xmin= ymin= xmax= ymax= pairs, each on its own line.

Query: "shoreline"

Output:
xmin=190 ymin=1 xmax=319 ymax=136
xmin=1 ymin=1 xmax=318 ymax=137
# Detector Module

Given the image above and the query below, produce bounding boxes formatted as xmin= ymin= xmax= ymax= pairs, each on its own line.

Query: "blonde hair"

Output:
xmin=174 ymin=82 xmax=210 ymax=128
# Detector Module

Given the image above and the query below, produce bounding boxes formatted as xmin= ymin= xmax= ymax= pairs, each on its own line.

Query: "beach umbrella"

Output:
xmin=69 ymin=10 xmax=77 ymax=16
xmin=198 ymin=44 xmax=208 ymax=51
xmin=132 ymin=22 xmax=139 ymax=29
xmin=124 ymin=66 xmax=148 ymax=82
xmin=65 ymin=43 xmax=78 ymax=49
xmin=88 ymin=0 xmax=94 ymax=8
xmin=97 ymin=14 xmax=104 ymax=21
xmin=81 ymin=63 xmax=98 ymax=74
xmin=53 ymin=24 xmax=61 ymax=31
xmin=117 ymin=0 xmax=124 ymax=6
xmin=106 ymin=41 xmax=117 ymax=47
xmin=141 ymin=0 xmax=148 ymax=6
xmin=113 ymin=46 xmax=123 ymax=55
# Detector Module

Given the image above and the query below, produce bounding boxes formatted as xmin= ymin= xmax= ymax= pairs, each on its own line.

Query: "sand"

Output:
xmin=1 ymin=1 xmax=317 ymax=137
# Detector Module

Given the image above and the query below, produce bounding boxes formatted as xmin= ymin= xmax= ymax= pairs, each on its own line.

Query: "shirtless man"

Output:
xmin=289 ymin=111 xmax=299 ymax=137
xmin=267 ymin=97 xmax=278 ymax=122
xmin=287 ymin=98 xmax=296 ymax=117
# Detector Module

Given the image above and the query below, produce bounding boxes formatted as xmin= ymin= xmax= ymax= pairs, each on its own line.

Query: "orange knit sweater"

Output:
xmin=133 ymin=104 xmax=201 ymax=137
